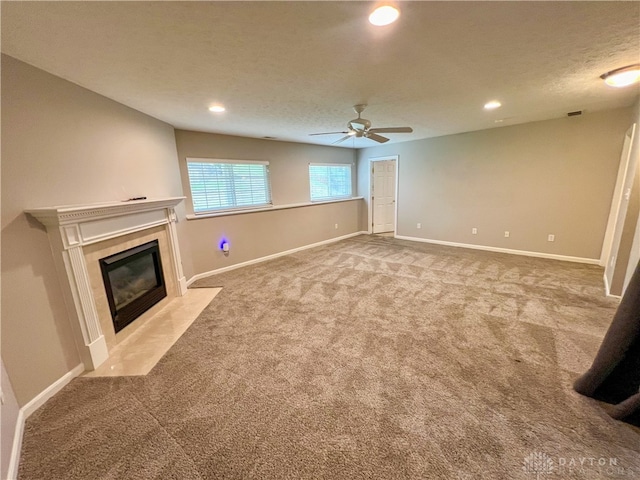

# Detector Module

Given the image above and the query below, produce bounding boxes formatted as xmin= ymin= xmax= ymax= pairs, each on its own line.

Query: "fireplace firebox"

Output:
xmin=99 ymin=240 xmax=166 ymax=333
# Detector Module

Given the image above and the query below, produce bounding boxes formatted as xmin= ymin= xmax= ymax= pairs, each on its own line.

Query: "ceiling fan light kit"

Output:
xmin=368 ymin=5 xmax=400 ymax=26
xmin=483 ymin=100 xmax=502 ymax=110
xmin=311 ymin=104 xmax=413 ymax=145
xmin=600 ymin=64 xmax=640 ymax=88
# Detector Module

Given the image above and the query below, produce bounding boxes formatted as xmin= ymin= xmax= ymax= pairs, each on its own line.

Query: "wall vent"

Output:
xmin=567 ymin=110 xmax=583 ymax=117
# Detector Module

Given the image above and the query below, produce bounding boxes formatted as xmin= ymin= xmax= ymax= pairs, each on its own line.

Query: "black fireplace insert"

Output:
xmin=99 ymin=240 xmax=166 ymax=333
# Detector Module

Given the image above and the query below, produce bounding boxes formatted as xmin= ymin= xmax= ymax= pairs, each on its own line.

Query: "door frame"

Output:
xmin=368 ymin=155 xmax=399 ymax=235
xmin=601 ymin=123 xmax=636 ymax=269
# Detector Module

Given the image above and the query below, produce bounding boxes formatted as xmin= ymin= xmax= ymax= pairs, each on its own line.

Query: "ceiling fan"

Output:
xmin=310 ymin=104 xmax=413 ymax=144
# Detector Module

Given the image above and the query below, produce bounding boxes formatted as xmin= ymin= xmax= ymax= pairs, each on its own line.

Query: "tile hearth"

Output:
xmin=84 ymin=287 xmax=220 ymax=377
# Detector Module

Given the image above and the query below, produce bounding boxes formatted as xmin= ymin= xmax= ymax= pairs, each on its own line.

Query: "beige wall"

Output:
xmin=185 ymin=201 xmax=361 ymax=277
xmin=1 ymin=55 xmax=183 ymax=405
xmin=357 ymin=108 xmax=634 ymax=260
xmin=174 ymin=130 xmax=361 ymax=280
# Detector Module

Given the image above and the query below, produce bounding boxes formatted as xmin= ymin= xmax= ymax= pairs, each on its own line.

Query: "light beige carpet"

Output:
xmin=19 ymin=235 xmax=640 ymax=479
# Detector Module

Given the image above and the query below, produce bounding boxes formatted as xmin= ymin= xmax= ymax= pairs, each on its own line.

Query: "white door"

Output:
xmin=372 ymin=160 xmax=396 ymax=233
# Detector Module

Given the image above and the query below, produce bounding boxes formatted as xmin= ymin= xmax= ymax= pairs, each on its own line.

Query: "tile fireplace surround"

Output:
xmin=25 ymin=197 xmax=187 ymax=371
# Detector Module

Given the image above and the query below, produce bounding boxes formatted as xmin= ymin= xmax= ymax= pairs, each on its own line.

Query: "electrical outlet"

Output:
xmin=504 ymin=231 xmax=510 ymax=238
xmin=472 ymin=228 xmax=477 ymax=235
xmin=417 ymin=223 xmax=422 ymax=229
xmin=548 ymin=234 xmax=555 ymax=242
xmin=334 ymin=223 xmax=338 ymax=229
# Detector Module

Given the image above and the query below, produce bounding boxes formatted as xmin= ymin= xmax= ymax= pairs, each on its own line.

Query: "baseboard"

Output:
xmin=6 ymin=409 xmax=24 ymax=480
xmin=187 ymin=231 xmax=368 ymax=285
xmin=7 ymin=363 xmax=84 ymax=479
xmin=21 ymin=364 xmax=84 ymax=418
xmin=394 ymin=235 xmax=601 ymax=265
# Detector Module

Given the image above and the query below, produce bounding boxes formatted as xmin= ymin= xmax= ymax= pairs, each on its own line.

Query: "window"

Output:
xmin=187 ymin=159 xmax=271 ymax=214
xmin=309 ymin=163 xmax=352 ymax=201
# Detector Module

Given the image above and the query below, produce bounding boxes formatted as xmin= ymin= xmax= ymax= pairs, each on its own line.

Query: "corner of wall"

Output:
xmin=3 ymin=363 xmax=84 ymax=480
xmin=2 ymin=359 xmax=22 ymax=480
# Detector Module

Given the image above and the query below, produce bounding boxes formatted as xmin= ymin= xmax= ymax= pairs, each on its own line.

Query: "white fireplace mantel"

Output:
xmin=26 ymin=196 xmax=184 ymax=226
xmin=26 ymin=197 xmax=187 ymax=371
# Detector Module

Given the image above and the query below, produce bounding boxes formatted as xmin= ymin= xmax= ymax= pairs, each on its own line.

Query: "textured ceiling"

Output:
xmin=2 ymin=1 xmax=639 ymax=148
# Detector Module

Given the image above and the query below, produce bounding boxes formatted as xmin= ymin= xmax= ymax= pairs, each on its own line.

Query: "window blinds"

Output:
xmin=309 ymin=164 xmax=352 ymax=201
xmin=187 ymin=160 xmax=271 ymax=213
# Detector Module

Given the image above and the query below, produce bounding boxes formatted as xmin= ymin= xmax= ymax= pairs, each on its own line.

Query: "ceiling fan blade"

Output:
xmin=366 ymin=133 xmax=390 ymax=143
xmin=368 ymin=127 xmax=413 ymax=134
xmin=332 ymin=135 xmax=352 ymax=145
xmin=309 ymin=131 xmax=349 ymax=136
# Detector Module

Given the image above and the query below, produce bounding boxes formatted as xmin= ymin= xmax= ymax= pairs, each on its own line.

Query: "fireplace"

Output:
xmin=25 ymin=197 xmax=186 ymax=370
xmin=100 ymin=240 xmax=167 ymax=333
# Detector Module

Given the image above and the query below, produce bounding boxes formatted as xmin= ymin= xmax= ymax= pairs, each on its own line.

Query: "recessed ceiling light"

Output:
xmin=208 ymin=105 xmax=226 ymax=113
xmin=369 ymin=5 xmax=400 ymax=26
xmin=484 ymin=100 xmax=502 ymax=110
xmin=600 ymin=64 xmax=640 ymax=88
xmin=494 ymin=119 xmax=504 ymax=123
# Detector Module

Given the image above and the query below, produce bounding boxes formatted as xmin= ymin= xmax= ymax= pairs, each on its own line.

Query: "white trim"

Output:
xmin=65 ymin=246 xmax=103 ymax=344
xmin=186 ymin=157 xmax=269 ymax=165
xmin=310 ymin=196 xmax=352 ymax=203
xmin=186 ymin=196 xmax=364 ymax=220
xmin=7 ymin=410 xmax=24 ymax=480
xmin=22 ymin=364 xmax=84 ymax=418
xmin=368 ymin=155 xmax=399 ymax=235
xmin=7 ymin=364 xmax=84 ymax=480
xmin=24 ymin=197 xmax=185 ymax=227
xmin=167 ymin=208 xmax=189 ymax=296
xmin=308 ymin=162 xmax=353 ymax=167
xmin=394 ymin=235 xmax=600 ymax=265
xmin=600 ymin=123 xmax=636 ymax=266
xmin=603 ymin=272 xmax=622 ymax=299
xmin=79 ymin=211 xmax=168 ymax=246
xmin=190 ymin=203 xmax=274 ymax=217
xmin=187 ymin=231 xmax=368 ymax=285
xmin=85 ymin=335 xmax=109 ymax=370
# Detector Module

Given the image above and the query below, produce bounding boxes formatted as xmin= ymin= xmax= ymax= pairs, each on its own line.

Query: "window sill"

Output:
xmin=186 ymin=196 xmax=364 ymax=220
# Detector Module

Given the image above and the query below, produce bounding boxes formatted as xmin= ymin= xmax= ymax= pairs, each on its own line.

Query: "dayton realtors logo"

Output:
xmin=523 ymin=452 xmax=635 ymax=478
xmin=522 ymin=452 xmax=554 ymax=478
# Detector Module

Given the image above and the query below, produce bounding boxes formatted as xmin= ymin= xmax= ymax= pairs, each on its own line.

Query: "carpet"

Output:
xmin=18 ymin=235 xmax=640 ymax=479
